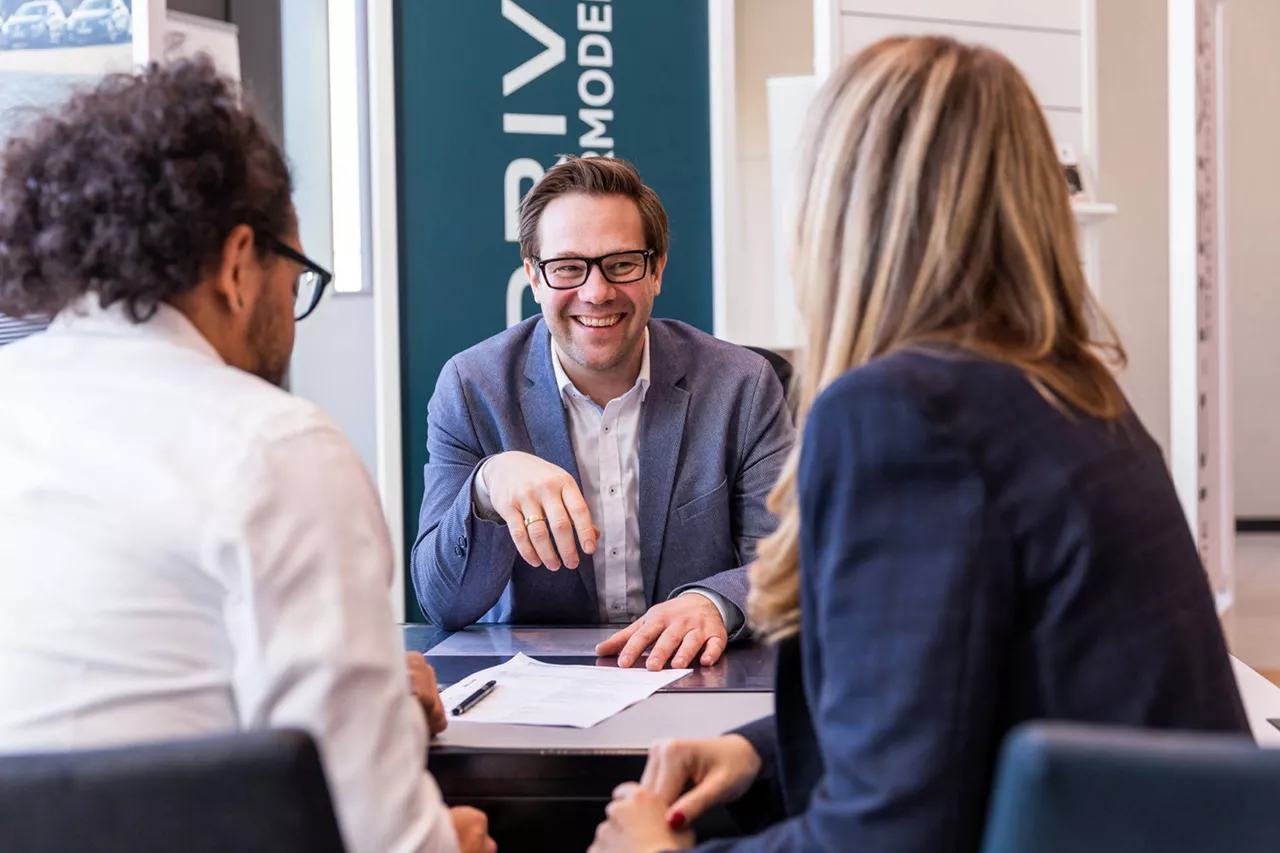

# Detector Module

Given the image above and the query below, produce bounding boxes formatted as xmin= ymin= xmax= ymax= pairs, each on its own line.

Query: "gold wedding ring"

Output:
xmin=523 ymin=514 xmax=546 ymax=528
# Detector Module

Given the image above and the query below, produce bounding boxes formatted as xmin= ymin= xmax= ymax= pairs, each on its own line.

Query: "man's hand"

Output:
xmin=483 ymin=451 xmax=596 ymax=570
xmin=589 ymin=784 xmax=694 ymax=853
xmin=595 ymin=595 xmax=728 ymax=670
xmin=639 ymin=735 xmax=763 ymax=827
xmin=450 ymin=806 xmax=497 ymax=853
xmin=405 ymin=652 xmax=447 ymax=736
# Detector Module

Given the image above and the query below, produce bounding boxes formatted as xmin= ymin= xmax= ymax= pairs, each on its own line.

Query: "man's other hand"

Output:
xmin=595 ymin=595 xmax=728 ymax=669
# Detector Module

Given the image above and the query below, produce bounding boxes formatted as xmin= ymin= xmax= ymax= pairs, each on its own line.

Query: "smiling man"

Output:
xmin=411 ymin=157 xmax=793 ymax=669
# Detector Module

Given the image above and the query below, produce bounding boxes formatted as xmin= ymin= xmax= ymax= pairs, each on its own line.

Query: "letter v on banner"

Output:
xmin=501 ymin=0 xmax=566 ymax=96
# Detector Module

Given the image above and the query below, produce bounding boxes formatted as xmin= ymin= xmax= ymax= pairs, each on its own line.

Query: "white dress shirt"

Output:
xmin=551 ymin=333 xmax=650 ymax=623
xmin=476 ymin=330 xmax=741 ymax=630
xmin=0 ymin=300 xmax=457 ymax=853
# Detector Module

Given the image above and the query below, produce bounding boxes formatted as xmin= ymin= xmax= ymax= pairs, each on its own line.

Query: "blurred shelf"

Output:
xmin=1072 ymin=200 xmax=1119 ymax=225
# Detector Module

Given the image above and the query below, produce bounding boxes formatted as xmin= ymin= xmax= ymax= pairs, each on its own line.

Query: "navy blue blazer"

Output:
xmin=704 ymin=349 xmax=1249 ymax=853
xmin=410 ymin=318 xmax=794 ymax=631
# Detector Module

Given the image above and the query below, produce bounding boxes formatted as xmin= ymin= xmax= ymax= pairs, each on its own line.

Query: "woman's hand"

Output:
xmin=589 ymin=785 xmax=694 ymax=853
xmin=640 ymin=734 xmax=763 ymax=828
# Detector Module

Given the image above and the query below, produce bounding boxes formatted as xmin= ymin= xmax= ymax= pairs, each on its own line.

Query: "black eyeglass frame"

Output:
xmin=534 ymin=249 xmax=656 ymax=290
xmin=264 ymin=235 xmax=333 ymax=321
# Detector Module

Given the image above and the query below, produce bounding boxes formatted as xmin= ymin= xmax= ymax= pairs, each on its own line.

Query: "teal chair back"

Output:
xmin=742 ymin=346 xmax=794 ymax=418
xmin=981 ymin=722 xmax=1275 ymax=853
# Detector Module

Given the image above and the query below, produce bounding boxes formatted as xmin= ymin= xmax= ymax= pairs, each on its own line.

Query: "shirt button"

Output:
xmin=604 ymin=426 xmax=610 ymax=433
xmin=454 ymin=545 xmax=464 ymax=557
xmin=457 ymin=536 xmax=467 ymax=548
xmin=608 ymin=485 xmax=617 ymax=495
xmin=611 ymin=549 xmax=619 ymax=557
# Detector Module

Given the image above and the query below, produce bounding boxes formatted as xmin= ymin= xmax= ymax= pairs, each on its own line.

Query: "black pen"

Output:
xmin=451 ymin=679 xmax=497 ymax=716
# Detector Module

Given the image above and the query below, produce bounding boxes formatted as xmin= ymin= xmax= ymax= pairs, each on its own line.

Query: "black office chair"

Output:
xmin=0 ymin=729 xmax=346 ymax=853
xmin=742 ymin=346 xmax=795 ymax=418
xmin=981 ymin=722 xmax=1277 ymax=853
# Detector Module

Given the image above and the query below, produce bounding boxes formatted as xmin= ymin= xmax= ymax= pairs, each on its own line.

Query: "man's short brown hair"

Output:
xmin=517 ymin=156 xmax=669 ymax=261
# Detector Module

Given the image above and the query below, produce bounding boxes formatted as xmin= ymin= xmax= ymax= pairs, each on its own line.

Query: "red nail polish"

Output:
xmin=669 ymin=812 xmax=686 ymax=831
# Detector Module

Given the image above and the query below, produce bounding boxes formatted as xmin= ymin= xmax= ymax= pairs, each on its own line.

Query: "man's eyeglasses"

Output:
xmin=535 ymin=249 xmax=655 ymax=290
xmin=264 ymin=236 xmax=333 ymax=321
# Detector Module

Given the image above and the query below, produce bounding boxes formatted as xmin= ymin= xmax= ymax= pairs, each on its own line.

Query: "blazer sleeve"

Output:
xmin=695 ymin=370 xmax=1012 ymax=853
xmin=720 ymin=715 xmax=788 ymax=834
xmin=409 ymin=359 xmax=520 ymax=629
xmin=676 ymin=358 xmax=795 ymax=633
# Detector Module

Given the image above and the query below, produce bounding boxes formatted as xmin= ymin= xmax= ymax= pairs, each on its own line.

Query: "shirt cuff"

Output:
xmin=678 ymin=588 xmax=744 ymax=636
xmin=470 ymin=458 xmax=505 ymax=523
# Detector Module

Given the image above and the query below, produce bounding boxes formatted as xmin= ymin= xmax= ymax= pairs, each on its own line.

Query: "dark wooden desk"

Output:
xmin=405 ymin=624 xmax=777 ymax=692
xmin=403 ymin=625 xmax=775 ymax=853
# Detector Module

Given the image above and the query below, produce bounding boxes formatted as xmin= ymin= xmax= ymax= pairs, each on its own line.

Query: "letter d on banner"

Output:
xmin=507 ymin=268 xmax=531 ymax=328
xmin=504 ymin=158 xmax=545 ymax=243
xmin=505 ymin=158 xmax=543 ymax=327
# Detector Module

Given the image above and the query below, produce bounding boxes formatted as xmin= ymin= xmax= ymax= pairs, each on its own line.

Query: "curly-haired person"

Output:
xmin=0 ymin=59 xmax=494 ymax=853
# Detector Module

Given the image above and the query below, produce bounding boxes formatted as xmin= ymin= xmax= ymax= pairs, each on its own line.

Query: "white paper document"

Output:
xmin=438 ymin=653 xmax=691 ymax=728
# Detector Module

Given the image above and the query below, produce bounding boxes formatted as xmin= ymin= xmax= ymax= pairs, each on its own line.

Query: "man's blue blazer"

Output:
xmin=410 ymin=317 xmax=794 ymax=631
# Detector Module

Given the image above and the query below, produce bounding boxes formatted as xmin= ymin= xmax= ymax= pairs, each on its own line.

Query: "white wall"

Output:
xmin=281 ymin=0 xmax=379 ymax=476
xmin=1072 ymin=0 xmax=1280 ymax=521
xmin=1095 ymin=0 xmax=1171 ymax=456
xmin=1225 ymin=0 xmax=1280 ymax=519
xmin=813 ymin=2 xmax=1120 ymax=334
xmin=799 ymin=1 xmax=1174 ymax=458
xmin=723 ymin=0 xmax=814 ymax=347
xmin=830 ymin=1 xmax=1088 ymax=157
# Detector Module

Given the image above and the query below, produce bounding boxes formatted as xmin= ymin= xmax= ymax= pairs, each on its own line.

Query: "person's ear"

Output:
xmin=212 ymin=225 xmax=258 ymax=315
xmin=524 ymin=258 xmax=544 ymax=305
xmin=649 ymin=253 xmax=667 ymax=297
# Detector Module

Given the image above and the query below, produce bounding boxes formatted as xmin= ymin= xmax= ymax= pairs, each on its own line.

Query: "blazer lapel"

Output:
xmin=519 ymin=322 xmax=597 ymax=612
xmin=639 ymin=322 xmax=690 ymax=605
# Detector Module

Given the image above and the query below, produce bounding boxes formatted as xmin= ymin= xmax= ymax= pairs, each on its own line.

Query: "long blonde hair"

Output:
xmin=749 ymin=36 xmax=1128 ymax=641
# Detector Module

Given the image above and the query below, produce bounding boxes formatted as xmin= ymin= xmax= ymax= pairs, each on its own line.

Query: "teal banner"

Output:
xmin=395 ymin=1 xmax=714 ymax=621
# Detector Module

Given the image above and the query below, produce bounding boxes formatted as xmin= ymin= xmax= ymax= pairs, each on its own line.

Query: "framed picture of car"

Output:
xmin=0 ymin=0 xmax=153 ymax=352
xmin=66 ymin=0 xmax=132 ymax=46
xmin=0 ymin=0 xmax=70 ymax=48
xmin=0 ymin=0 xmax=132 ymax=50
xmin=0 ymin=0 xmax=139 ymax=178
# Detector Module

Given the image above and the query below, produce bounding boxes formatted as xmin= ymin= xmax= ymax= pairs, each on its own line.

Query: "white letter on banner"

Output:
xmin=507 ymin=267 xmax=532 ymax=328
xmin=502 ymin=0 xmax=565 ymax=96
xmin=503 ymin=113 xmax=567 ymax=135
xmin=505 ymin=158 xmax=544 ymax=243
xmin=578 ymin=109 xmax=614 ymax=150
xmin=578 ymin=69 xmax=613 ymax=108
xmin=578 ymin=34 xmax=612 ymax=68
xmin=577 ymin=3 xmax=612 ymax=32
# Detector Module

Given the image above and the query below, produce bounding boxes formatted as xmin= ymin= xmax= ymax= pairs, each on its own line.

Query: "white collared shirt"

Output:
xmin=550 ymin=331 xmax=651 ymax=623
xmin=0 ymin=300 xmax=458 ymax=853
xmin=476 ymin=329 xmax=739 ymax=629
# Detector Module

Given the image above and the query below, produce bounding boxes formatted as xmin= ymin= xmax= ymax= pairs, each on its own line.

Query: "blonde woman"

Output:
xmin=590 ymin=35 xmax=1249 ymax=853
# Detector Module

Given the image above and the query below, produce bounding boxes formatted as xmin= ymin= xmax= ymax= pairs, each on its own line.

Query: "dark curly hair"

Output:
xmin=0 ymin=57 xmax=293 ymax=322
